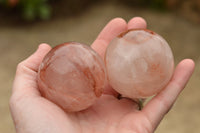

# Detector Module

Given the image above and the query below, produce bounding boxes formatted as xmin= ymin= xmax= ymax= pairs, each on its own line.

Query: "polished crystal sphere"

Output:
xmin=37 ymin=42 xmax=106 ymax=112
xmin=105 ymin=29 xmax=174 ymax=99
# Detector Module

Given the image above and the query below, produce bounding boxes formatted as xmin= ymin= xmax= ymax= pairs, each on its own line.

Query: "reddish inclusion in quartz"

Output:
xmin=38 ymin=42 xmax=106 ymax=112
xmin=105 ymin=29 xmax=174 ymax=99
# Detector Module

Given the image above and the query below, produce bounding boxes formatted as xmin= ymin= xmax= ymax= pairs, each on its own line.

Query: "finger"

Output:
xmin=19 ymin=43 xmax=52 ymax=72
xmin=12 ymin=43 xmax=51 ymax=97
xmin=91 ymin=17 xmax=147 ymax=97
xmin=128 ymin=17 xmax=147 ymax=29
xmin=142 ymin=59 xmax=195 ymax=129
xmin=91 ymin=18 xmax=127 ymax=96
xmin=91 ymin=17 xmax=127 ymax=58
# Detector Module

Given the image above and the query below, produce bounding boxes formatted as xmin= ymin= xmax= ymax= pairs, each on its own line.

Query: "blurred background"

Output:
xmin=0 ymin=0 xmax=200 ymax=132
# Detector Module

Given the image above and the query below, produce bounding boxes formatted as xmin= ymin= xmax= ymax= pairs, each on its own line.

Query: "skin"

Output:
xmin=10 ymin=17 xmax=195 ymax=133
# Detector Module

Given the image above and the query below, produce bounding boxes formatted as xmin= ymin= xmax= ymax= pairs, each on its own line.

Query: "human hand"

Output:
xmin=10 ymin=17 xmax=195 ymax=133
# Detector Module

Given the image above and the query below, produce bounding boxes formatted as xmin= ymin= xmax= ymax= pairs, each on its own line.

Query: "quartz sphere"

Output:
xmin=37 ymin=42 xmax=106 ymax=112
xmin=105 ymin=29 xmax=174 ymax=99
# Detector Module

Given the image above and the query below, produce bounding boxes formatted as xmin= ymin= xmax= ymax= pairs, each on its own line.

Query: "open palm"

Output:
xmin=10 ymin=17 xmax=195 ymax=133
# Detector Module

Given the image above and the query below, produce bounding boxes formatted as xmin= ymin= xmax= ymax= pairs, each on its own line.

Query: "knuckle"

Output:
xmin=16 ymin=61 xmax=27 ymax=74
xmin=160 ymin=98 xmax=174 ymax=114
xmin=17 ymin=62 xmax=24 ymax=70
xmin=156 ymin=94 xmax=174 ymax=114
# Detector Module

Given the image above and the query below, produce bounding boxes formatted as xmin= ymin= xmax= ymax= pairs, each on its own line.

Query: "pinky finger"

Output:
xmin=142 ymin=59 xmax=195 ymax=129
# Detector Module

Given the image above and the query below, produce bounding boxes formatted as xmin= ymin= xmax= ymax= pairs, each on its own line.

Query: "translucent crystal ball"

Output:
xmin=37 ymin=42 xmax=106 ymax=112
xmin=105 ymin=29 xmax=174 ymax=99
